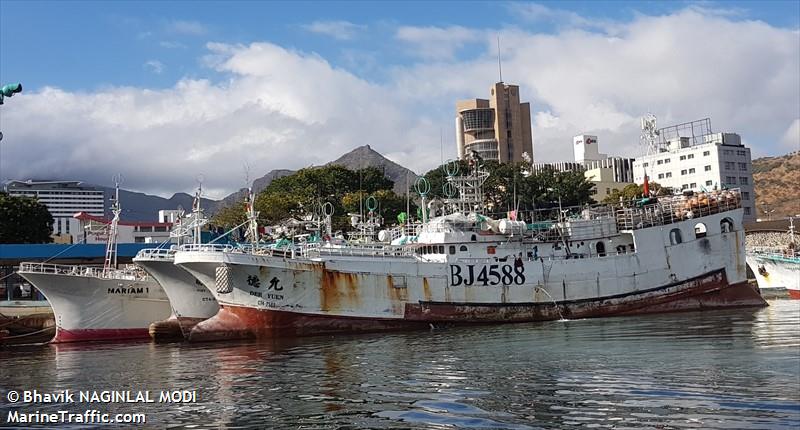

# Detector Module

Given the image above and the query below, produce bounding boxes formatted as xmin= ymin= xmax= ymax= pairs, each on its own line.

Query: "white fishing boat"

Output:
xmin=133 ymin=186 xmax=219 ymax=340
xmin=17 ymin=180 xmax=170 ymax=342
xmin=747 ymin=218 xmax=800 ymax=299
xmin=175 ymin=153 xmax=766 ymax=341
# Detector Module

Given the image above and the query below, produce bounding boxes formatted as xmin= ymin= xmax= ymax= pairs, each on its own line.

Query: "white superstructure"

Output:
xmin=134 ymin=186 xmax=219 ymax=340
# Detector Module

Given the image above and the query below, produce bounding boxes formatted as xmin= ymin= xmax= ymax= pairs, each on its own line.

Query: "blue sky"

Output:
xmin=1 ymin=1 xmax=798 ymax=197
xmin=4 ymin=1 xmax=797 ymax=91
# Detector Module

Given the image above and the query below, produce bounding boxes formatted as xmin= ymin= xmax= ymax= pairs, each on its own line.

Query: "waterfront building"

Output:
xmin=455 ymin=82 xmax=533 ymax=163
xmin=74 ymin=212 xmax=172 ymax=244
xmin=3 ymin=180 xmax=105 ymax=243
xmin=632 ymin=118 xmax=755 ymax=222
xmin=530 ymin=135 xmax=635 ymax=202
xmin=3 ymin=179 xmax=175 ymax=244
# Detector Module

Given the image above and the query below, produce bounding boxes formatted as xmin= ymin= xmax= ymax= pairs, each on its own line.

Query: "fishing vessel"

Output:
xmin=175 ymin=153 xmax=767 ymax=341
xmin=17 ymin=181 xmax=170 ymax=342
xmin=133 ymin=187 xmax=219 ymax=341
xmin=747 ymin=218 xmax=799 ymax=299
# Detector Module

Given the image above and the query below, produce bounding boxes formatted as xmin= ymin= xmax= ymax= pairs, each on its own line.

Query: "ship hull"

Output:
xmin=17 ymin=272 xmax=171 ymax=343
xmin=188 ymin=270 xmax=764 ymax=340
xmin=746 ymin=254 xmax=800 ymax=299
xmin=177 ymin=209 xmax=766 ymax=341
xmin=134 ymin=258 xmax=219 ymax=340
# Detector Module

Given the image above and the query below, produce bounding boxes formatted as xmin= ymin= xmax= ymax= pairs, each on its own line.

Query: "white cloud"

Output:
xmin=508 ymin=2 xmax=620 ymax=33
xmin=395 ymin=25 xmax=484 ymax=60
xmin=144 ymin=60 xmax=165 ymax=74
xmin=2 ymin=42 xmax=437 ymax=198
xmin=167 ymin=20 xmax=207 ymax=36
xmin=780 ymin=119 xmax=800 ymax=151
xmin=301 ymin=20 xmax=365 ymax=40
xmin=2 ymin=6 xmax=797 ymax=201
xmin=391 ymin=8 xmax=799 ymax=163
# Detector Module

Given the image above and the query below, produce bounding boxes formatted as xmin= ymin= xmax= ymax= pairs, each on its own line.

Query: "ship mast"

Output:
xmin=244 ymin=187 xmax=260 ymax=247
xmin=192 ymin=182 xmax=204 ymax=245
xmin=103 ymin=175 xmax=122 ymax=271
xmin=640 ymin=114 xmax=660 ymax=156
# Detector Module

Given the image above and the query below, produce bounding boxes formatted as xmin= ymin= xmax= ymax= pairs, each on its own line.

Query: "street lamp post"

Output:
xmin=761 ymin=202 xmax=775 ymax=221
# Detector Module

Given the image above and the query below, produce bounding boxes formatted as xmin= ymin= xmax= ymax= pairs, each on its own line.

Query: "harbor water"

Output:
xmin=1 ymin=300 xmax=798 ymax=429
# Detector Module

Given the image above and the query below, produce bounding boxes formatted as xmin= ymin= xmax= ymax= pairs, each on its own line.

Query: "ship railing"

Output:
xmin=387 ymin=223 xmax=422 ymax=241
xmin=134 ymin=248 xmax=175 ymax=260
xmin=18 ymin=262 xmax=147 ymax=280
xmin=615 ymin=189 xmax=742 ymax=231
xmin=300 ymin=242 xmax=415 ymax=259
xmin=749 ymin=246 xmax=797 ymax=259
xmin=420 ymin=221 xmax=483 ymax=234
xmin=178 ymin=244 xmax=235 ymax=253
xmin=456 ymin=249 xmax=634 ymax=264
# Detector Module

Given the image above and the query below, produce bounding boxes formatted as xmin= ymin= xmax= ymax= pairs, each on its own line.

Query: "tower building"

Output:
xmin=455 ymin=82 xmax=533 ymax=163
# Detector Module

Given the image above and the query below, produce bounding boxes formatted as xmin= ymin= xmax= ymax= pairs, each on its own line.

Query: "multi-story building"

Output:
xmin=4 ymin=180 xmax=106 ymax=243
xmin=73 ymin=212 xmax=172 ymax=244
xmin=4 ymin=179 xmax=178 ymax=243
xmin=455 ymin=82 xmax=533 ymax=163
xmin=531 ymin=135 xmax=635 ymax=202
xmin=632 ymin=118 xmax=755 ymax=222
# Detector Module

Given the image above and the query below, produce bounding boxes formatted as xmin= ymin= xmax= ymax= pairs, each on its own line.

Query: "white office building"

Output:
xmin=4 ymin=180 xmax=106 ymax=243
xmin=531 ymin=135 xmax=635 ymax=202
xmin=632 ymin=119 xmax=755 ymax=222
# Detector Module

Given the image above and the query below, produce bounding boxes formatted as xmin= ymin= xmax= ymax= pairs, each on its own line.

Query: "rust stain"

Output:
xmin=387 ymin=275 xmax=407 ymax=315
xmin=344 ymin=272 xmax=360 ymax=308
xmin=422 ymin=277 xmax=431 ymax=302
xmin=319 ymin=269 xmax=338 ymax=312
xmin=319 ymin=269 xmax=361 ymax=313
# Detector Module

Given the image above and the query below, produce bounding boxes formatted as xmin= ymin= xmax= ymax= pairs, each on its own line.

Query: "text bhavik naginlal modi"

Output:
xmin=4 ymin=389 xmax=199 ymax=425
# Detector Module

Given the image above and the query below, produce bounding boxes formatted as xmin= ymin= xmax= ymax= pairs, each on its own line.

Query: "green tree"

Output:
xmin=255 ymin=191 xmax=304 ymax=226
xmin=210 ymin=201 xmax=246 ymax=229
xmin=601 ymin=181 xmax=673 ymax=204
xmin=421 ymin=161 xmax=596 ymax=215
xmin=342 ymin=189 xmax=416 ymax=225
xmin=252 ymin=165 xmax=399 ymax=231
xmin=0 ymin=192 xmax=54 ymax=243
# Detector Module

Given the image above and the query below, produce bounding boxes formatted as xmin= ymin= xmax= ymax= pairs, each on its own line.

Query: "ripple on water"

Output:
xmin=0 ymin=300 xmax=798 ymax=429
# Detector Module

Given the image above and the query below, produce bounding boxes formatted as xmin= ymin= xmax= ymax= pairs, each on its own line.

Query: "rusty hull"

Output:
xmin=407 ymin=269 xmax=767 ymax=322
xmin=149 ymin=316 xmax=208 ymax=342
xmin=189 ymin=268 xmax=766 ymax=341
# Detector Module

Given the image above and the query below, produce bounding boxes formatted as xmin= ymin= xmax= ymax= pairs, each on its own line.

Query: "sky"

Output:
xmin=1 ymin=0 xmax=798 ymax=199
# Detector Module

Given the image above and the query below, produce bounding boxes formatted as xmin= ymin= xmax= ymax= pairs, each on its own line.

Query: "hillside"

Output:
xmin=752 ymin=151 xmax=800 ymax=219
xmin=216 ymin=146 xmax=417 ymax=209
xmin=326 ymin=145 xmax=417 ymax=195
xmin=87 ymin=186 xmax=220 ymax=222
xmin=216 ymin=169 xmax=295 ymax=210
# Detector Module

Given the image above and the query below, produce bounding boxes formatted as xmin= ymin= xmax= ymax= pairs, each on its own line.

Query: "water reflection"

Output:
xmin=0 ymin=300 xmax=797 ymax=429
